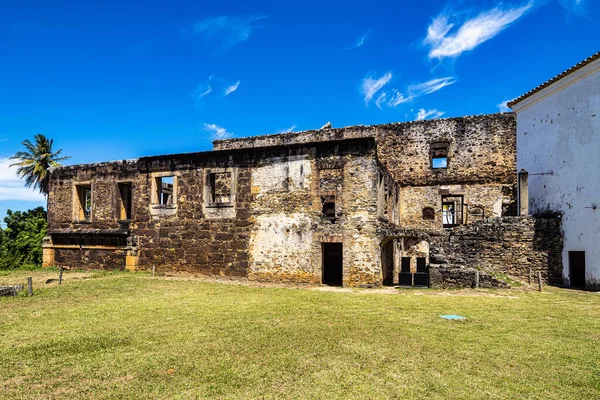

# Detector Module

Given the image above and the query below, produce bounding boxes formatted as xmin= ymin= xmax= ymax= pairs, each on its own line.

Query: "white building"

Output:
xmin=509 ymin=51 xmax=600 ymax=290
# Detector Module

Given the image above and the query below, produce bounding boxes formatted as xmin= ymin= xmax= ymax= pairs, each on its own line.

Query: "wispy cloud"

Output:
xmin=0 ymin=135 xmax=8 ymax=143
xmin=361 ymin=74 xmax=456 ymax=109
xmin=424 ymin=2 xmax=533 ymax=59
xmin=203 ymin=123 xmax=233 ymax=140
xmin=224 ymin=80 xmax=241 ymax=95
xmin=189 ymin=15 xmax=266 ymax=51
xmin=276 ymin=125 xmax=297 ymax=134
xmin=559 ymin=0 xmax=587 ymax=14
xmin=408 ymin=77 xmax=456 ymax=96
xmin=0 ymin=158 xmax=46 ymax=202
xmin=191 ymin=74 xmax=215 ymax=106
xmin=416 ymin=109 xmax=445 ymax=120
xmin=351 ymin=31 xmax=370 ymax=49
xmin=360 ymin=72 xmax=393 ymax=104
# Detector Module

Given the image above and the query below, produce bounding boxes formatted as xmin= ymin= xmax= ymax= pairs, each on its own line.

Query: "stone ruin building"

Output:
xmin=42 ymin=113 xmax=563 ymax=288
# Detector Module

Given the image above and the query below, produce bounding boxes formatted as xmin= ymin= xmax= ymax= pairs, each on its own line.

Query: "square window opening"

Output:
xmin=155 ymin=176 xmax=174 ymax=206
xmin=322 ymin=196 xmax=336 ymax=221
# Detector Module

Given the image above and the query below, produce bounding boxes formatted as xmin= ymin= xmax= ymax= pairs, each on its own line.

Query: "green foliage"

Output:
xmin=0 ymin=207 xmax=47 ymax=269
xmin=10 ymin=133 xmax=70 ymax=196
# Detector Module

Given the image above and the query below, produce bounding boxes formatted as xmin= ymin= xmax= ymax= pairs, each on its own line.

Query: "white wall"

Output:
xmin=512 ymin=59 xmax=600 ymax=289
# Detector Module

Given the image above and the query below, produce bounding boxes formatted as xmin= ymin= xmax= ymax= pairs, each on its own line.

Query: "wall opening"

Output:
xmin=117 ymin=183 xmax=132 ymax=220
xmin=75 ymin=184 xmax=92 ymax=222
xmin=322 ymin=243 xmax=343 ymax=286
xmin=154 ymin=176 xmax=174 ymax=205
xmin=442 ymin=195 xmax=463 ymax=228
xmin=322 ymin=196 xmax=336 ymax=222
xmin=414 ymin=257 xmax=428 ymax=287
xmin=430 ymin=142 xmax=449 ymax=169
xmin=422 ymin=207 xmax=435 ymax=220
xmin=568 ymin=251 xmax=586 ymax=289
xmin=399 ymin=257 xmax=412 ymax=286
xmin=381 ymin=241 xmax=394 ymax=286
xmin=208 ymin=172 xmax=232 ymax=204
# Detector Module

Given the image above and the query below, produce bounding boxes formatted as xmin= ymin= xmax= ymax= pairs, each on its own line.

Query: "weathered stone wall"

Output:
xmin=247 ymin=139 xmax=383 ymax=287
xmin=45 ymin=113 xmax=520 ymax=288
xmin=47 ymin=160 xmax=139 ymax=231
xmin=430 ymin=216 xmax=563 ymax=285
xmin=54 ymin=248 xmax=126 ymax=270
xmin=45 ymin=138 xmax=385 ymax=286
xmin=399 ymin=184 xmax=514 ymax=229
xmin=215 ymin=113 xmax=517 ymax=231
xmin=375 ymin=114 xmax=516 ymax=187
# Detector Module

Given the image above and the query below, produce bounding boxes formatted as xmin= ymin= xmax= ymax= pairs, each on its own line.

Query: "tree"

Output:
xmin=10 ymin=133 xmax=70 ymax=197
xmin=0 ymin=207 xmax=47 ymax=269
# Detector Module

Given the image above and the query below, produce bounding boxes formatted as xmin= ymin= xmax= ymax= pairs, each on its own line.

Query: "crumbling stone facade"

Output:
xmin=43 ymin=113 xmax=563 ymax=287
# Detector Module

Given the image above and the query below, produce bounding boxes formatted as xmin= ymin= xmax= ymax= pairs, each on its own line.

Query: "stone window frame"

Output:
xmin=150 ymin=171 xmax=179 ymax=217
xmin=204 ymin=167 xmax=237 ymax=209
xmin=72 ymin=182 xmax=93 ymax=223
xmin=430 ymin=141 xmax=450 ymax=170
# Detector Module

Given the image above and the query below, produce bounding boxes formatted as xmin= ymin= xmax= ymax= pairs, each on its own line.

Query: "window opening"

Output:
xmin=118 ymin=183 xmax=132 ymax=220
xmin=76 ymin=185 xmax=92 ymax=221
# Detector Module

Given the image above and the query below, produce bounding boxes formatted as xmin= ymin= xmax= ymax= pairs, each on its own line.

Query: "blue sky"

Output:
xmin=0 ymin=0 xmax=598 ymax=222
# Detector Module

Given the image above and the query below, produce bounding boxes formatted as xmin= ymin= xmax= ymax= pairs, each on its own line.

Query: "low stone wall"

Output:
xmin=430 ymin=216 xmax=563 ymax=286
xmin=54 ymin=248 xmax=127 ymax=270
xmin=429 ymin=265 xmax=510 ymax=289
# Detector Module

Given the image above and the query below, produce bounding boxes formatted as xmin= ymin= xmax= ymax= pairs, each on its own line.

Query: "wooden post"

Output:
xmin=475 ymin=270 xmax=480 ymax=289
xmin=58 ymin=267 xmax=64 ymax=285
xmin=152 ymin=265 xmax=155 ymax=276
xmin=528 ymin=268 xmax=532 ymax=284
xmin=27 ymin=277 xmax=33 ymax=296
xmin=538 ymin=271 xmax=543 ymax=292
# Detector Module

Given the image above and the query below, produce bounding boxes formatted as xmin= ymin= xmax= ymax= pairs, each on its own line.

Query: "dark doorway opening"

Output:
xmin=382 ymin=241 xmax=394 ymax=286
xmin=322 ymin=243 xmax=343 ymax=286
xmin=569 ymin=251 xmax=586 ymax=289
xmin=414 ymin=257 xmax=429 ymax=287
xmin=399 ymin=257 xmax=412 ymax=286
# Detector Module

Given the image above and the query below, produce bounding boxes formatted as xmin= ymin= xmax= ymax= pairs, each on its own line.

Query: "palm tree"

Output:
xmin=10 ymin=134 xmax=71 ymax=197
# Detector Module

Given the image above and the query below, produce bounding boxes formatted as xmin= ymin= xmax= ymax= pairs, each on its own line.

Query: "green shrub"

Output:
xmin=0 ymin=207 xmax=47 ymax=269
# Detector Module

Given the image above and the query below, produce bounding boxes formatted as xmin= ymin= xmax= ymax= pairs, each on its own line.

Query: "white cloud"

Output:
xmin=203 ymin=123 xmax=233 ymax=140
xmin=190 ymin=15 xmax=266 ymax=51
xmin=192 ymin=74 xmax=215 ymax=105
xmin=375 ymin=92 xmax=388 ymax=109
xmin=0 ymin=158 xmax=46 ymax=202
xmin=360 ymin=72 xmax=393 ymax=104
xmin=424 ymin=2 xmax=533 ymax=59
xmin=276 ymin=125 xmax=297 ymax=133
xmin=408 ymin=77 xmax=456 ymax=96
xmin=224 ymin=80 xmax=241 ymax=95
xmin=352 ymin=31 xmax=370 ymax=49
xmin=360 ymin=74 xmax=455 ymax=109
xmin=416 ymin=108 xmax=445 ymax=120
xmin=498 ymin=99 xmax=512 ymax=112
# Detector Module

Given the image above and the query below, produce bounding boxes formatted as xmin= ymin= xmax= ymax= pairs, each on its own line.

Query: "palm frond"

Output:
xmin=10 ymin=133 xmax=71 ymax=196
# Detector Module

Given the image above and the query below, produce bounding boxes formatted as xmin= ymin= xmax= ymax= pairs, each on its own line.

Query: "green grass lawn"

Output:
xmin=1 ymin=271 xmax=599 ymax=399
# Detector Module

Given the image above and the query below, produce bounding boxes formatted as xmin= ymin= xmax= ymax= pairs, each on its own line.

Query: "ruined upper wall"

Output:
xmin=214 ymin=113 xmax=516 ymax=187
